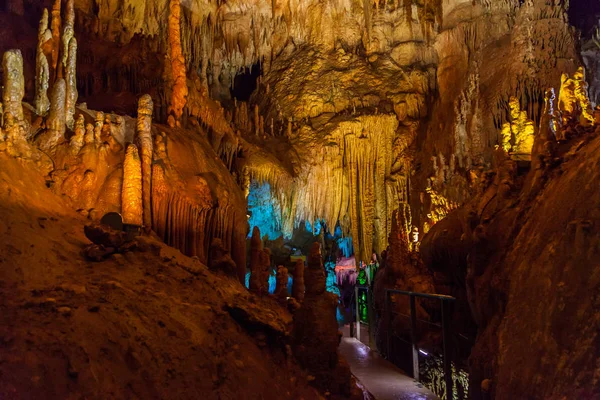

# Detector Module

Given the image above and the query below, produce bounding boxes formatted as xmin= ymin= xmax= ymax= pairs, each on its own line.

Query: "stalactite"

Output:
xmin=35 ymin=9 xmax=51 ymax=117
xmin=292 ymin=259 xmax=305 ymax=303
xmin=135 ymin=94 xmax=154 ymax=232
xmin=122 ymin=143 xmax=143 ymax=226
xmin=65 ymin=37 xmax=78 ymax=130
xmin=2 ymin=50 xmax=25 ymax=127
xmin=167 ymin=0 xmax=188 ymax=128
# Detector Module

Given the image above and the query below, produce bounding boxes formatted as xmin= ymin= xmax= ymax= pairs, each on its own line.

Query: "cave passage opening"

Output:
xmin=231 ymin=63 xmax=262 ymax=101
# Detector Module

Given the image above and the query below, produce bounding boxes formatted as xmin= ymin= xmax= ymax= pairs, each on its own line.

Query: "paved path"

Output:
xmin=339 ymin=326 xmax=439 ymax=400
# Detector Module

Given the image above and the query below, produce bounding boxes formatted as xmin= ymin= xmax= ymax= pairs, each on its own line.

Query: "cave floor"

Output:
xmin=340 ymin=326 xmax=439 ymax=400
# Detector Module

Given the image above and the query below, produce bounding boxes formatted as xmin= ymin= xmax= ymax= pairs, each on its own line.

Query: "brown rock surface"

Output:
xmin=0 ymin=153 xmax=324 ymax=400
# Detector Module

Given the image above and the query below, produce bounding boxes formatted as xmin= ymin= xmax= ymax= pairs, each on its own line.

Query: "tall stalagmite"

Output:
xmin=61 ymin=0 xmax=75 ymax=69
xmin=35 ymin=9 xmax=50 ymax=116
xmin=167 ymin=0 xmax=188 ymax=128
xmin=44 ymin=78 xmax=66 ymax=150
xmin=135 ymin=95 xmax=154 ymax=232
xmin=122 ymin=143 xmax=143 ymax=226
xmin=49 ymin=0 xmax=61 ymax=78
xmin=292 ymin=242 xmax=351 ymax=396
xmin=249 ymin=226 xmax=263 ymax=293
xmin=292 ymin=259 xmax=305 ymax=303
xmin=2 ymin=50 xmax=25 ymax=126
xmin=64 ymin=37 xmax=78 ymax=129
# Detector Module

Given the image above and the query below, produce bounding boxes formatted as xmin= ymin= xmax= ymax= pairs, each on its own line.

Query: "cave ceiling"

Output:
xmin=3 ymin=0 xmax=595 ymax=262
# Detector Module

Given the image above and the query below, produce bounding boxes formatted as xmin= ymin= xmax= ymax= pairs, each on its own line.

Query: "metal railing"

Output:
xmin=384 ymin=289 xmax=456 ymax=398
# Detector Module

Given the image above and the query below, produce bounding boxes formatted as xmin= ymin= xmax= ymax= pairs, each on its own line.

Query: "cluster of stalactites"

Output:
xmin=275 ymin=115 xmax=402 ymax=262
xmin=500 ymin=97 xmax=535 ymax=157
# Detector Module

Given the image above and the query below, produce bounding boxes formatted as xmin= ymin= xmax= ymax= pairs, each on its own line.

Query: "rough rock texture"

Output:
xmin=2 ymin=49 xmax=25 ymax=125
xmin=0 ymin=153 xmax=325 ymax=400
xmin=292 ymin=243 xmax=356 ymax=397
xmin=422 ymin=111 xmax=600 ymax=398
xmin=122 ymin=143 xmax=143 ymax=226
xmin=291 ymin=258 xmax=305 ymax=303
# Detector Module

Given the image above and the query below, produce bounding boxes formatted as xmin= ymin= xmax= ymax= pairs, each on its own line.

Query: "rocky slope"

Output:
xmin=421 ymin=115 xmax=600 ymax=399
xmin=0 ymin=154 xmax=328 ymax=400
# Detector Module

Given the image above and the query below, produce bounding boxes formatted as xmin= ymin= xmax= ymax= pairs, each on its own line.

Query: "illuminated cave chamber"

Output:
xmin=1 ymin=0 xmax=600 ymax=399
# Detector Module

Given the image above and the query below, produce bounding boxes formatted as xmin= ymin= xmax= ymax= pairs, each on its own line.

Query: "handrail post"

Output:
xmin=355 ymin=285 xmax=360 ymax=342
xmin=441 ymin=299 xmax=453 ymax=399
xmin=409 ymin=294 xmax=419 ymax=381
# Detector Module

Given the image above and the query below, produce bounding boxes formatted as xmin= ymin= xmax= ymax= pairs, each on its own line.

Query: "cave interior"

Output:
xmin=1 ymin=0 xmax=600 ymax=399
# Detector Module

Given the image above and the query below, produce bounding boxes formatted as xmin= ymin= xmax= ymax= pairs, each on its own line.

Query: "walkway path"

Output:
xmin=339 ymin=326 xmax=439 ymax=400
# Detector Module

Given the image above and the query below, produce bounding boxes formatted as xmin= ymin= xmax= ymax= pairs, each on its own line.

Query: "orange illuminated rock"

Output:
xmin=167 ymin=0 xmax=188 ymax=128
xmin=2 ymin=50 xmax=24 ymax=126
xmin=135 ymin=94 xmax=154 ymax=232
xmin=122 ymin=143 xmax=143 ymax=226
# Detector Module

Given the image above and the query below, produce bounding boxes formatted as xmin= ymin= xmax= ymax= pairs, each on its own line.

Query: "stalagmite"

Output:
xmin=274 ymin=265 xmax=289 ymax=300
xmin=84 ymin=123 xmax=94 ymax=145
xmin=122 ymin=143 xmax=143 ymax=226
xmin=61 ymin=0 xmax=75 ymax=69
xmin=43 ymin=79 xmax=66 ymax=150
xmin=292 ymin=259 xmax=305 ymax=303
xmin=249 ymin=226 xmax=264 ymax=293
xmin=65 ymin=37 xmax=78 ymax=130
xmin=35 ymin=9 xmax=50 ymax=116
xmin=2 ymin=50 xmax=24 ymax=127
xmin=94 ymin=112 xmax=104 ymax=142
xmin=49 ymin=0 xmax=61 ymax=77
xmin=292 ymin=242 xmax=352 ymax=396
xmin=70 ymin=114 xmax=85 ymax=153
xmin=167 ymin=0 xmax=188 ymax=127
xmin=209 ymin=238 xmax=237 ymax=277
xmin=135 ymin=95 xmax=154 ymax=232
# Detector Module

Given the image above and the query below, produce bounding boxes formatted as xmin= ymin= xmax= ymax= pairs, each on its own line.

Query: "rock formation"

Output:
xmin=208 ymin=238 xmax=237 ymax=277
xmin=291 ymin=259 xmax=305 ymax=303
xmin=122 ymin=143 xmax=143 ymax=226
xmin=135 ymin=95 xmax=154 ymax=231
xmin=2 ymin=50 xmax=24 ymax=127
xmin=167 ymin=0 xmax=188 ymax=127
xmin=64 ymin=36 xmax=78 ymax=130
xmin=35 ymin=9 xmax=51 ymax=116
xmin=292 ymin=243 xmax=352 ymax=396
xmin=274 ymin=265 xmax=289 ymax=300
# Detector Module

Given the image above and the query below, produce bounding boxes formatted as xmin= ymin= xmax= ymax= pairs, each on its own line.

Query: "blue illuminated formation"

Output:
xmin=333 ymin=224 xmax=354 ymax=258
xmin=325 ymin=261 xmax=340 ymax=296
xmin=244 ymin=271 xmax=293 ymax=295
xmin=247 ymin=180 xmax=283 ymax=240
xmin=305 ymin=219 xmax=323 ymax=235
